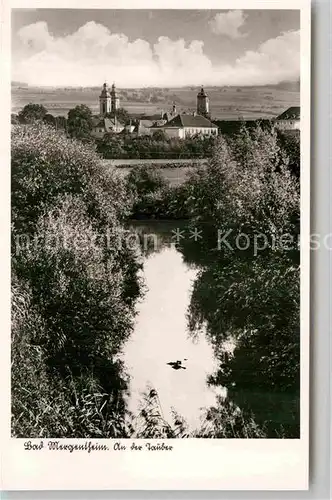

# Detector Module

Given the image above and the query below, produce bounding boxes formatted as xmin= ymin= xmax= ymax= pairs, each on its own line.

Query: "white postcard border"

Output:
xmin=0 ymin=0 xmax=311 ymax=491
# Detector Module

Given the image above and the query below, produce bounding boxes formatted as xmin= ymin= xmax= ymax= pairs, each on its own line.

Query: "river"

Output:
xmin=120 ymin=221 xmax=300 ymax=438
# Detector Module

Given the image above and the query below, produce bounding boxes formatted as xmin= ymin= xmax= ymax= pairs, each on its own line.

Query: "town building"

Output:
xmin=99 ymin=83 xmax=112 ymax=116
xmin=274 ymin=106 xmax=300 ymax=131
xmin=92 ymin=82 xmax=124 ymax=137
xmin=132 ymin=119 xmax=154 ymax=136
xmin=161 ymin=103 xmax=178 ymax=123
xmin=99 ymin=82 xmax=120 ymax=117
xmin=93 ymin=83 xmax=217 ymax=138
xmin=91 ymin=116 xmax=124 ymax=138
xmin=147 ymin=86 xmax=217 ymax=138
xmin=152 ymin=113 xmax=218 ymax=139
xmin=196 ymin=87 xmax=210 ymax=118
xmin=111 ymin=83 xmax=120 ymax=114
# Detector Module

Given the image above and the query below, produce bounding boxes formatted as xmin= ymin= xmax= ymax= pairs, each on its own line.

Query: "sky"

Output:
xmin=11 ymin=9 xmax=300 ymax=88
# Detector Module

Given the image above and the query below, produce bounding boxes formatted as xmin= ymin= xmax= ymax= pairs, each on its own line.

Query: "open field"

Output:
xmin=12 ymin=84 xmax=300 ymax=120
xmin=102 ymin=159 xmax=202 ymax=186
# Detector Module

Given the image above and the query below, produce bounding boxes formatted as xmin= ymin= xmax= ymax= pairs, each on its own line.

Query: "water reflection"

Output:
xmin=122 ymin=243 xmax=226 ymax=431
xmin=121 ymin=221 xmax=300 ymax=438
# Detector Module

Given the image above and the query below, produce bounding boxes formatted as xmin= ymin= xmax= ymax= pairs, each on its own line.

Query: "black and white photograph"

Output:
xmin=10 ymin=7 xmax=305 ymax=443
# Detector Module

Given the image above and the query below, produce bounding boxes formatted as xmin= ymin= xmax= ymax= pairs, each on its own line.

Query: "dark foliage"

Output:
xmin=18 ymin=103 xmax=47 ymax=124
xmin=96 ymin=134 xmax=216 ymax=160
xmin=67 ymin=104 xmax=93 ymax=142
xmin=11 ymin=124 xmax=142 ymax=437
xmin=105 ymin=108 xmax=130 ymax=124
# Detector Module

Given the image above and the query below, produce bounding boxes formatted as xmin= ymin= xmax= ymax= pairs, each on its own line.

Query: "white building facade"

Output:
xmin=275 ymin=107 xmax=300 ymax=131
xmin=153 ymin=114 xmax=218 ymax=139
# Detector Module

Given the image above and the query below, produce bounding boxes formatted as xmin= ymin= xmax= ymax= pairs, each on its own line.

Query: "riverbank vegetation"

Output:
xmin=125 ymin=124 xmax=300 ymax=437
xmin=11 ymin=120 xmax=300 ymax=438
xmin=179 ymin=125 xmax=300 ymax=437
xmin=11 ymin=124 xmax=142 ymax=437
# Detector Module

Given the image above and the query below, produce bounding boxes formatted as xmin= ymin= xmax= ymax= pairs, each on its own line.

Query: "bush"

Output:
xmin=96 ymin=134 xmax=216 ymax=160
xmin=277 ymin=130 xmax=300 ymax=178
xmin=11 ymin=124 xmax=133 ymax=235
xmin=177 ymin=124 xmax=300 ymax=435
xmin=126 ymin=164 xmax=169 ymax=198
xmin=125 ymin=164 xmax=191 ymax=220
xmin=18 ymin=103 xmax=47 ymax=124
xmin=184 ymin=125 xmax=299 ymax=241
xmin=11 ymin=123 xmax=142 ymax=437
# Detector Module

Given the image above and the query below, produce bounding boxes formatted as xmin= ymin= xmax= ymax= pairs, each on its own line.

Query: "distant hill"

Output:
xmin=11 ymin=81 xmax=28 ymax=88
xmin=265 ymin=80 xmax=300 ymax=92
xmin=11 ymin=80 xmax=300 ymax=92
xmin=12 ymin=81 xmax=300 ymax=121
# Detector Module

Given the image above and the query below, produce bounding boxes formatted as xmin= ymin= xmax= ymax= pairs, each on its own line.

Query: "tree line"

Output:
xmin=12 ymin=102 xmax=299 ymax=168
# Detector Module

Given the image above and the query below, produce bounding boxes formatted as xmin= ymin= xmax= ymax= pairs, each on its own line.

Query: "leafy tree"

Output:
xmin=277 ymin=130 xmax=300 ymax=178
xmin=175 ymin=124 xmax=300 ymax=436
xmin=18 ymin=103 xmax=47 ymax=124
xmin=152 ymin=129 xmax=168 ymax=141
xmin=105 ymin=107 xmax=130 ymax=124
xmin=55 ymin=115 xmax=67 ymax=131
xmin=67 ymin=104 xmax=93 ymax=141
xmin=43 ymin=113 xmax=57 ymax=127
xmin=11 ymin=123 xmax=143 ymax=437
xmin=11 ymin=113 xmax=19 ymax=125
xmin=184 ymin=125 xmax=299 ymax=243
xmin=96 ymin=134 xmax=126 ymax=158
xmin=126 ymin=164 xmax=169 ymax=199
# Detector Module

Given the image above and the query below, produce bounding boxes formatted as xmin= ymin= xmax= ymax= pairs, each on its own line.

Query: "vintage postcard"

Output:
xmin=1 ymin=0 xmax=310 ymax=491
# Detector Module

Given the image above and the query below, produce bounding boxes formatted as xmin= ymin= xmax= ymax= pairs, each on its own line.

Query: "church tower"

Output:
xmin=99 ymin=82 xmax=111 ymax=116
xmin=197 ymin=86 xmax=209 ymax=118
xmin=111 ymin=83 xmax=120 ymax=114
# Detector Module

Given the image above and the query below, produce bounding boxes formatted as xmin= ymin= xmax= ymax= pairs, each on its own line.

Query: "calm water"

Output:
xmin=122 ymin=243 xmax=226 ymax=430
xmin=120 ymin=221 xmax=299 ymax=436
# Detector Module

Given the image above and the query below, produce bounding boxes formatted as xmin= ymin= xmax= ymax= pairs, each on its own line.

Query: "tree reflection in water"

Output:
xmin=127 ymin=221 xmax=299 ymax=438
xmin=178 ymin=234 xmax=300 ymax=438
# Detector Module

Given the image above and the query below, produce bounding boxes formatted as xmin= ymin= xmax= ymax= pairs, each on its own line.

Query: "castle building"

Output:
xmin=99 ymin=82 xmax=111 ymax=116
xmin=196 ymin=86 xmax=209 ymax=118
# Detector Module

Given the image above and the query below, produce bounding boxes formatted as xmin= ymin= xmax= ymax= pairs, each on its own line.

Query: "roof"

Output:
xmin=152 ymin=119 xmax=167 ymax=127
xmin=92 ymin=116 xmax=125 ymax=130
xmin=133 ymin=119 xmax=154 ymax=133
xmin=144 ymin=114 xmax=164 ymax=121
xmin=197 ymin=86 xmax=208 ymax=97
xmin=162 ymin=114 xmax=217 ymax=129
xmin=276 ymin=107 xmax=300 ymax=120
xmin=99 ymin=83 xmax=111 ymax=98
xmin=162 ymin=112 xmax=176 ymax=122
xmin=91 ymin=117 xmax=105 ymax=128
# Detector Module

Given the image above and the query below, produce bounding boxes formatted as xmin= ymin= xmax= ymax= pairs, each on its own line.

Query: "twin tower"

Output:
xmin=99 ymin=83 xmax=210 ymax=118
xmin=99 ymin=82 xmax=120 ymax=116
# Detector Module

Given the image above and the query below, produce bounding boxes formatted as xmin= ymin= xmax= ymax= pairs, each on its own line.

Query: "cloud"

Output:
xmin=209 ymin=11 xmax=247 ymax=39
xmin=13 ymin=21 xmax=300 ymax=87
